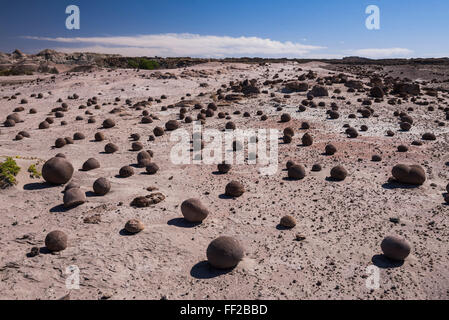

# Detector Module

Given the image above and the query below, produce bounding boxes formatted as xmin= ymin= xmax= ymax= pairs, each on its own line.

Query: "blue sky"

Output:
xmin=0 ymin=0 xmax=448 ymax=58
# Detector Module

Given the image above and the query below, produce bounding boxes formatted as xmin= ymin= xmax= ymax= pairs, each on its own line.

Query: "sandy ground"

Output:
xmin=0 ymin=61 xmax=448 ymax=300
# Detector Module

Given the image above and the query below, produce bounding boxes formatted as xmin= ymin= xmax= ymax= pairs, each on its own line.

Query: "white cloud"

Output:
xmin=24 ymin=33 xmax=326 ymax=58
xmin=351 ymin=48 xmax=413 ymax=58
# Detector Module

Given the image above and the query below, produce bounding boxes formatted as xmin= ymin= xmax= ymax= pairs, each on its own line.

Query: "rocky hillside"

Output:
xmin=1 ymin=49 xmax=449 ymax=77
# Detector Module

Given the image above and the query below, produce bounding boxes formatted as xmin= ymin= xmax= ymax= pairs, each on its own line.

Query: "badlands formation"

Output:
xmin=0 ymin=52 xmax=448 ymax=300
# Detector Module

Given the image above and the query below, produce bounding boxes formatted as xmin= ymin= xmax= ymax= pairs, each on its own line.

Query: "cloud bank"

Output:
xmin=351 ymin=48 xmax=413 ymax=58
xmin=24 ymin=33 xmax=326 ymax=58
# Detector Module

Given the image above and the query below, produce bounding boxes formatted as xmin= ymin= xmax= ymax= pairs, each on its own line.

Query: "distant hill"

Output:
xmin=1 ymin=49 xmax=449 ymax=76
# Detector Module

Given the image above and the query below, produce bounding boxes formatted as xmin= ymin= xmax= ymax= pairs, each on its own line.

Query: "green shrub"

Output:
xmin=28 ymin=164 xmax=41 ymax=179
xmin=0 ymin=157 xmax=21 ymax=188
xmin=127 ymin=58 xmax=159 ymax=70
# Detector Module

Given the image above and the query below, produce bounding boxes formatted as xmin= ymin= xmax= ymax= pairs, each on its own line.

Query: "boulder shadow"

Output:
xmin=36 ymin=247 xmax=52 ymax=255
xmin=119 ymin=228 xmax=135 ymax=236
xmin=218 ymin=194 xmax=234 ymax=200
xmin=325 ymin=176 xmax=341 ymax=182
xmin=371 ymin=254 xmax=404 ymax=269
xmin=99 ymin=151 xmax=116 ymax=155
xmin=23 ymin=182 xmax=55 ymax=191
xmin=26 ymin=247 xmax=52 ymax=257
xmin=190 ymin=261 xmax=234 ymax=279
xmin=381 ymin=180 xmax=420 ymax=190
xmin=49 ymin=204 xmax=70 ymax=213
xmin=212 ymin=171 xmax=226 ymax=175
xmin=276 ymin=224 xmax=293 ymax=231
xmin=282 ymin=177 xmax=300 ymax=181
xmin=167 ymin=218 xmax=201 ymax=228
xmin=85 ymin=191 xmax=97 ymax=198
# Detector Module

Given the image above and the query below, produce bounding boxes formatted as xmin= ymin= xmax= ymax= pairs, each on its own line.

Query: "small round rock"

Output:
xmin=206 ymin=236 xmax=244 ymax=269
xmin=225 ymin=181 xmax=245 ymax=197
xmin=93 ymin=178 xmax=111 ymax=196
xmin=181 ymin=198 xmax=209 ymax=223
xmin=45 ymin=231 xmax=68 ymax=252
xmin=125 ymin=219 xmax=145 ymax=234
xmin=381 ymin=235 xmax=411 ymax=261
xmin=330 ymin=166 xmax=348 ymax=181
xmin=280 ymin=215 xmax=296 ymax=228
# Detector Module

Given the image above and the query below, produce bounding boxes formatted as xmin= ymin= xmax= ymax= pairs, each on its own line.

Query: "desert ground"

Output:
xmin=0 ymin=59 xmax=448 ymax=300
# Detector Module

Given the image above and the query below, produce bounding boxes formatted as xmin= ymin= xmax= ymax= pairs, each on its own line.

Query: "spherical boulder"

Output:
xmin=4 ymin=119 xmax=15 ymax=127
xmin=346 ymin=127 xmax=359 ymax=138
xmin=225 ymin=181 xmax=245 ymax=197
xmin=206 ymin=236 xmax=244 ymax=269
xmin=45 ymin=230 xmax=68 ymax=252
xmin=82 ymin=158 xmax=100 ymax=171
xmin=330 ymin=166 xmax=348 ymax=181
xmin=392 ymin=164 xmax=426 ymax=185
xmin=381 ymin=235 xmax=411 ymax=261
xmin=93 ymin=178 xmax=111 ymax=196
xmin=280 ymin=215 xmax=296 ymax=228
xmin=125 ymin=219 xmax=145 ymax=234
xmin=146 ymin=163 xmax=159 ymax=175
xmin=103 ymin=118 xmax=115 ymax=128
xmin=73 ymin=132 xmax=85 ymax=140
xmin=283 ymin=135 xmax=292 ymax=144
xmin=286 ymin=160 xmax=295 ymax=170
xmin=55 ymin=138 xmax=67 ymax=148
xmin=63 ymin=187 xmax=86 ymax=208
xmin=325 ymin=144 xmax=337 ymax=155
xmin=283 ymin=127 xmax=295 ymax=137
xmin=39 ymin=121 xmax=50 ymax=129
xmin=165 ymin=120 xmax=179 ymax=131
xmin=119 ymin=166 xmax=134 ymax=178
xmin=280 ymin=113 xmax=291 ymax=123
xmin=328 ymin=110 xmax=340 ymax=119
xmin=422 ymin=132 xmax=436 ymax=141
xmin=95 ymin=132 xmax=105 ymax=141
xmin=301 ymin=122 xmax=310 ymax=129
xmin=42 ymin=157 xmax=74 ymax=185
xmin=288 ymin=164 xmax=306 ymax=180
xmin=217 ymin=162 xmax=231 ymax=174
xmin=153 ymin=127 xmax=164 ymax=137
xmin=19 ymin=131 xmax=30 ymax=138
xmin=131 ymin=142 xmax=144 ymax=151
xmin=64 ymin=181 xmax=80 ymax=192
xmin=302 ymin=133 xmax=313 ymax=146
xmin=400 ymin=122 xmax=412 ymax=131
xmin=137 ymin=151 xmax=152 ymax=167
xmin=225 ymin=121 xmax=236 ymax=130
xmin=104 ymin=143 xmax=119 ymax=154
xmin=181 ymin=198 xmax=209 ymax=223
